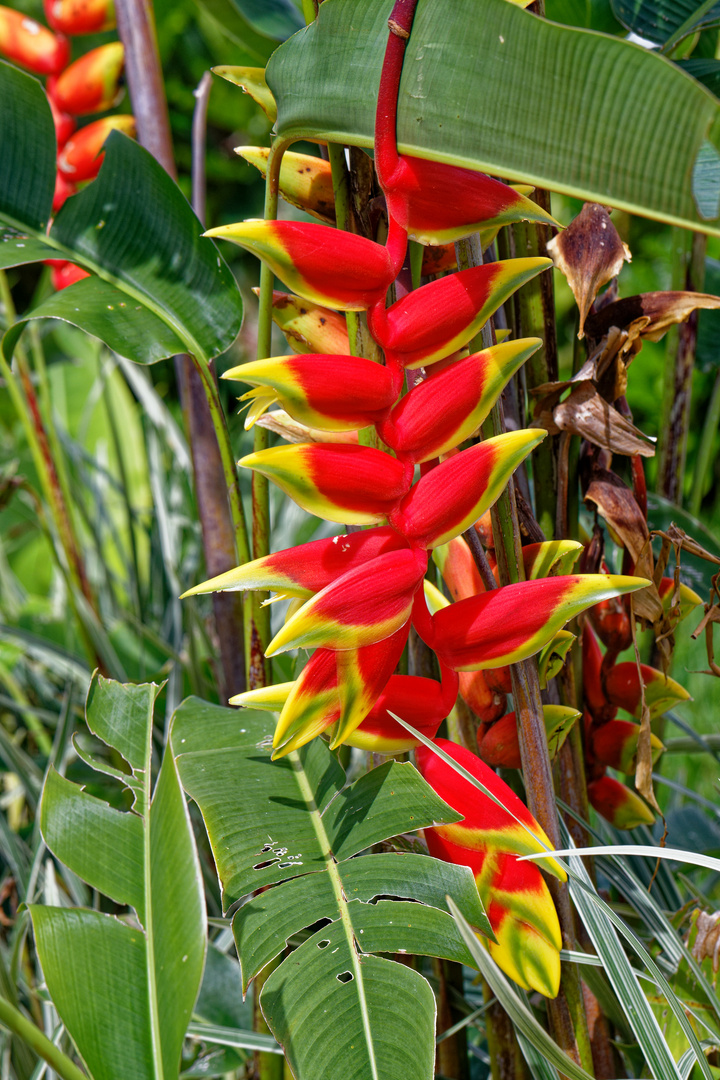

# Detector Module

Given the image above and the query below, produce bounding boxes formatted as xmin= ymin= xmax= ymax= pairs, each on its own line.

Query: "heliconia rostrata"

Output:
xmin=184 ymin=0 xmax=651 ymax=998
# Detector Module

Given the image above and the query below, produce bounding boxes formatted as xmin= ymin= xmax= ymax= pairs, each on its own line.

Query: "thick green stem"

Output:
xmin=512 ymin=216 xmax=559 ymax=538
xmin=0 ymin=996 xmax=88 ymax=1080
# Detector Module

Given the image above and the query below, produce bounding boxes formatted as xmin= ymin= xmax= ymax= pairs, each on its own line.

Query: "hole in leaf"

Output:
xmin=317 ymin=940 xmax=331 ymax=949
xmin=336 ymin=971 xmax=353 ymax=983
xmin=253 ymin=859 xmax=278 ymax=871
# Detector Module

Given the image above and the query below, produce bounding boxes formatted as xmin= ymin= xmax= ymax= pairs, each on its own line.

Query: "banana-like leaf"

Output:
xmin=545 ymin=0 xmax=624 ymax=33
xmin=32 ymin=675 xmax=206 ymax=1080
xmin=266 ymin=0 xmax=720 ymax=234
xmin=611 ymin=0 xmax=720 ymax=45
xmin=229 ymin=0 xmax=303 ymax=39
xmin=0 ymin=62 xmax=242 ymax=365
xmin=172 ymin=697 xmax=493 ymax=1080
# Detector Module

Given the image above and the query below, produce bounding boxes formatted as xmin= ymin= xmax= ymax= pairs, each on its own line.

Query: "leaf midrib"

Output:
xmin=0 ymin=211 xmax=209 ymax=364
xmin=141 ymin=694 xmax=165 ymax=1080
xmin=288 ymin=751 xmax=379 ymax=1080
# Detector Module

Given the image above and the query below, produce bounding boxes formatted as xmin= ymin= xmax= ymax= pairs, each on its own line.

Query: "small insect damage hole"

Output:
xmin=317 ymin=939 xmax=331 ymax=949
xmin=253 ymin=859 xmax=278 ymax=871
xmin=336 ymin=971 xmax=353 ymax=984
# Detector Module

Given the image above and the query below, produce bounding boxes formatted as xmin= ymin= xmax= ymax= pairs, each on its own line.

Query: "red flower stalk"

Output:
xmin=265 ymin=547 xmax=428 ymax=656
xmin=373 ymin=0 xmax=558 ymax=245
xmin=590 ymin=718 xmax=664 ymax=774
xmin=44 ymin=0 xmax=115 ymax=35
xmin=181 ymin=526 xmax=408 ymax=601
xmin=416 ymin=738 xmax=565 ymax=996
xmin=589 ymin=594 xmax=632 ymax=653
xmin=238 ymin=443 xmax=411 ymax=526
xmin=204 ymin=220 xmax=401 ymax=312
xmin=388 ymin=430 xmax=546 ymax=549
xmin=367 ymin=258 xmax=550 ymax=371
xmin=0 ymin=7 xmax=69 ymax=74
xmin=417 ymin=575 xmax=648 ymax=672
xmin=587 ymin=775 xmax=655 ymax=830
xmin=378 ymin=339 xmax=541 ymax=462
xmin=603 ymin=662 xmax=691 ymax=720
xmin=223 ymin=353 xmax=398 ymax=432
xmin=57 ymin=115 xmax=136 ymax=181
xmin=49 ymin=42 xmax=124 ymax=117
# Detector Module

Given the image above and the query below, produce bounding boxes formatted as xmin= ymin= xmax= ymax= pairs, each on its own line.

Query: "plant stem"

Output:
xmin=657 ymin=228 xmax=706 ymax=505
xmin=689 ymin=366 xmax=720 ymax=517
xmin=114 ymin=0 xmax=175 ymax=175
xmin=0 ymin=996 xmax=88 ymax=1080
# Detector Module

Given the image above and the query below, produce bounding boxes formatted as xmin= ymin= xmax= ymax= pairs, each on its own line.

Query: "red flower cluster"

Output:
xmin=0 ymin=0 xmax=134 ymax=290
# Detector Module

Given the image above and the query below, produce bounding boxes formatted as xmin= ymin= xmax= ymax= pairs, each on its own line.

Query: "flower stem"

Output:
xmin=0 ymin=995 xmax=88 ymax=1080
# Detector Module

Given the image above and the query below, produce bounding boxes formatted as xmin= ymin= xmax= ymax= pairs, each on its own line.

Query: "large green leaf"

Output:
xmin=266 ymin=0 xmax=720 ymax=235
xmin=33 ymin=675 xmax=206 ymax=1080
xmin=611 ymin=0 xmax=720 ymax=45
xmin=172 ymin=697 xmax=492 ymax=1080
xmin=545 ymin=0 xmax=624 ymax=33
xmin=0 ymin=62 xmax=242 ymax=365
xmin=229 ymin=0 xmax=303 ymax=39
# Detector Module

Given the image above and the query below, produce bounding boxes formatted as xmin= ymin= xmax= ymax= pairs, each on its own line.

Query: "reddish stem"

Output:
xmin=374 ymin=0 xmax=419 ymax=188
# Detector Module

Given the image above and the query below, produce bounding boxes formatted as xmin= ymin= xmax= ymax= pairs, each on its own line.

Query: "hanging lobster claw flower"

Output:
xmin=537 ymin=629 xmax=575 ymax=687
xmin=459 ymin=670 xmax=507 ymax=723
xmin=477 ymin=705 xmax=580 ymax=769
xmin=181 ymin=526 xmax=408 ymax=601
xmin=341 ymin=665 xmax=458 ymax=752
xmin=224 ymin=354 xmax=398 ymax=432
xmin=265 ymin=547 xmax=428 ymax=656
xmin=238 ymin=443 xmax=410 ymax=526
xmin=237 ymin=147 xmax=335 ymax=223
xmin=588 ymin=775 xmax=655 ymax=829
xmin=49 ymin=42 xmax=124 ymax=116
xmin=603 ymin=662 xmax=691 ymax=720
xmin=378 ymin=340 xmax=541 ymax=462
xmin=434 ymin=536 xmax=485 ymax=602
xmin=203 ymin=220 xmax=399 ymax=312
xmin=590 ymin=718 xmax=664 ymax=774
xmin=589 ymin=595 xmax=632 ymax=653
xmin=415 ymin=740 xmax=566 ymax=877
xmin=416 ymin=739 xmax=564 ymax=996
xmin=271 ymin=623 xmax=411 ymax=756
xmin=521 ymin=540 xmax=583 ymax=580
xmin=44 ymin=0 xmax=116 ymax=34
xmin=379 ymin=155 xmax=560 ymax=246
xmin=422 ymin=575 xmax=648 ymax=671
xmin=52 ymin=173 xmax=76 ymax=213
xmin=57 ymin=115 xmax=136 ymax=181
xmin=0 ymin=7 xmax=69 ymax=74
xmin=48 ymin=95 xmax=75 ymax=146
xmin=367 ymin=259 xmax=551 ymax=370
xmin=389 ymin=431 xmax=546 ymax=549
xmin=50 ymin=261 xmax=90 ymax=291
xmin=582 ymin=622 xmax=616 ymax=723
xmin=229 ymin=683 xmax=293 ymax=711
xmin=259 ymin=291 xmax=350 ymax=355
xmin=658 ymin=577 xmax=703 ymax=623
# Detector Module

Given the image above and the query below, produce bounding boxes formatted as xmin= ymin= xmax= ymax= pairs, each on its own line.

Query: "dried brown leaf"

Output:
xmin=691 ymin=911 xmax=720 ymax=972
xmin=551 ymin=382 xmax=655 ymax=457
xmin=585 ymin=290 xmax=720 ymax=342
xmin=547 ymin=203 xmax=631 ymax=337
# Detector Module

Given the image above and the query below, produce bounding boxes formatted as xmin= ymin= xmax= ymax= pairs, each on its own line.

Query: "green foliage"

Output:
xmin=172 ymin=697 xmax=492 ymax=1080
xmin=33 ymin=675 xmax=206 ymax=1080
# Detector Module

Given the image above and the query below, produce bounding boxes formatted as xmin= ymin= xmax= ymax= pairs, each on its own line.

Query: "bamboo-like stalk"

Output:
xmin=690 ymin=366 xmax=720 ymax=517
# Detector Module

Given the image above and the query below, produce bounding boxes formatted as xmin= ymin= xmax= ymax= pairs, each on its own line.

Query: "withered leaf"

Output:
xmin=584 ymin=468 xmax=662 ymax=621
xmin=547 ymin=203 xmax=631 ymax=337
xmin=585 ymin=290 xmax=720 ymax=342
xmin=690 ymin=911 xmax=720 ymax=972
xmin=546 ymin=381 xmax=655 ymax=457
